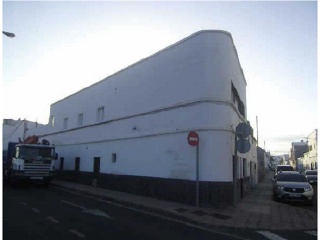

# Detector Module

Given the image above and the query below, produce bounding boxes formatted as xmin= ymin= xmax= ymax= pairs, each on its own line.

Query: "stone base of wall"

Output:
xmin=56 ymin=170 xmax=233 ymax=208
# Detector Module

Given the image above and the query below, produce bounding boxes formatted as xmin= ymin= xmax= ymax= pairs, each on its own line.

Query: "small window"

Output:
xmin=96 ymin=107 xmax=105 ymax=122
xmin=112 ymin=153 xmax=117 ymax=163
xmin=77 ymin=113 xmax=84 ymax=127
xmin=51 ymin=116 xmax=55 ymax=127
xmin=63 ymin=117 xmax=68 ymax=130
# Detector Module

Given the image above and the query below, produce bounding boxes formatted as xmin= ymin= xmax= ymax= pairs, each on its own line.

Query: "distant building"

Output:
xmin=257 ymin=147 xmax=270 ymax=182
xmin=290 ymin=140 xmax=309 ymax=170
xmin=2 ymin=118 xmax=46 ymax=162
xmin=301 ymin=129 xmax=318 ymax=170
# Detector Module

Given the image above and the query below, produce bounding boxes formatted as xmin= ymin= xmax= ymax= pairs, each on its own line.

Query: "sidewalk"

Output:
xmin=51 ymin=171 xmax=317 ymax=230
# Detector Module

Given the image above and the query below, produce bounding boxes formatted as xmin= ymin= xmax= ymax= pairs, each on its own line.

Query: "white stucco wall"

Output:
xmin=48 ymin=30 xmax=246 ymax=132
xmin=52 ymin=130 xmax=234 ymax=181
xmin=36 ymin=30 xmax=248 ymax=183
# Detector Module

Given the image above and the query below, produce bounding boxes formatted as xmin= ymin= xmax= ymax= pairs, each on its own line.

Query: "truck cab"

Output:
xmin=4 ymin=142 xmax=58 ymax=185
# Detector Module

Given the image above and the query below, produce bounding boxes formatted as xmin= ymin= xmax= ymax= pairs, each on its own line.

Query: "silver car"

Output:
xmin=305 ymin=170 xmax=317 ymax=184
xmin=273 ymin=171 xmax=313 ymax=205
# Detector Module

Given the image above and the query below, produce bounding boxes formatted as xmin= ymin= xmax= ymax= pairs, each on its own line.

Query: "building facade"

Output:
xmin=26 ymin=30 xmax=257 ymax=207
xmin=301 ymin=129 xmax=318 ymax=170
xmin=290 ymin=141 xmax=309 ymax=170
xmin=3 ymin=119 xmax=46 ymax=151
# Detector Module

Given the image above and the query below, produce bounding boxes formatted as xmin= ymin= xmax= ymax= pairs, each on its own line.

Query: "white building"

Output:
xmin=28 ymin=30 xmax=257 ymax=207
xmin=301 ymin=129 xmax=318 ymax=170
xmin=3 ymin=119 xmax=46 ymax=151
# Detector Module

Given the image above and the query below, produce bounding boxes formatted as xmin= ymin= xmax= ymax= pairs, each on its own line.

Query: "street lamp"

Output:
xmin=2 ymin=31 xmax=15 ymax=38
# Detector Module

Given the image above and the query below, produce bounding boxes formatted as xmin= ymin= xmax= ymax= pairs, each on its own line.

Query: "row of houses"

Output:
xmin=290 ymin=129 xmax=318 ymax=171
xmin=272 ymin=129 xmax=318 ymax=171
xmin=3 ymin=30 xmax=267 ymax=208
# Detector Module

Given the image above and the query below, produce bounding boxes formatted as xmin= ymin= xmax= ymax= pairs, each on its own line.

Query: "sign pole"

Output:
xmin=187 ymin=131 xmax=200 ymax=208
xmin=196 ymin=144 xmax=199 ymax=208
xmin=233 ymin=133 xmax=237 ymax=207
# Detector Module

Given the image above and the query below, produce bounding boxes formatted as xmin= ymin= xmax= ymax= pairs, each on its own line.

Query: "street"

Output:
xmin=3 ymin=183 xmax=246 ymax=240
xmin=3 ymin=182 xmax=317 ymax=240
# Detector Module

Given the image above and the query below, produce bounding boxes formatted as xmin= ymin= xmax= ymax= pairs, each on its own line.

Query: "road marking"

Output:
xmin=305 ymin=231 xmax=317 ymax=237
xmin=46 ymin=216 xmax=60 ymax=223
xmin=69 ymin=229 xmax=86 ymax=238
xmin=61 ymin=200 xmax=87 ymax=210
xmin=256 ymin=231 xmax=287 ymax=240
xmin=82 ymin=209 xmax=112 ymax=219
xmin=31 ymin=208 xmax=40 ymax=213
xmin=20 ymin=202 xmax=27 ymax=206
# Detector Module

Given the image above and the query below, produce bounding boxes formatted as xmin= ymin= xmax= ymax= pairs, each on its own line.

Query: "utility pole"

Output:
xmin=256 ymin=116 xmax=259 ymax=146
xmin=23 ymin=118 xmax=27 ymax=141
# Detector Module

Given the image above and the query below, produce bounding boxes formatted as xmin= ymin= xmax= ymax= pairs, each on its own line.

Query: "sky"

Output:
xmin=1 ymin=1 xmax=318 ymax=155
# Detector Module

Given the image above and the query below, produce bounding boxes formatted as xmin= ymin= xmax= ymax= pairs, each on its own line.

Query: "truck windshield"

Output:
xmin=19 ymin=147 xmax=54 ymax=159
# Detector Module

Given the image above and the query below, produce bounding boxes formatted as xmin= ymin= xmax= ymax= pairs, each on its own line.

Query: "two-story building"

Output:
xmin=26 ymin=30 xmax=257 ymax=207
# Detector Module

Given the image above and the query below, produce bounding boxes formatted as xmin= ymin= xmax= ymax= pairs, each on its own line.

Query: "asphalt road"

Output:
xmin=3 ymin=183 xmax=317 ymax=240
xmin=3 ymin=182 xmax=247 ymax=240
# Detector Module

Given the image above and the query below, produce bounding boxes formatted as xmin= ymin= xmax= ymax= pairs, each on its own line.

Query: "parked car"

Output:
xmin=305 ymin=170 xmax=317 ymax=184
xmin=273 ymin=165 xmax=295 ymax=179
xmin=273 ymin=171 xmax=313 ymax=205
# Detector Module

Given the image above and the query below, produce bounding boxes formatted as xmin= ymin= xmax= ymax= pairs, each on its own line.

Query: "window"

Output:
xmin=51 ymin=116 xmax=55 ymax=127
xmin=96 ymin=107 xmax=105 ymax=122
xmin=77 ymin=113 xmax=84 ymax=127
xmin=112 ymin=153 xmax=117 ymax=163
xmin=63 ymin=117 xmax=68 ymax=130
xmin=231 ymin=83 xmax=245 ymax=118
xmin=277 ymin=173 xmax=307 ymax=182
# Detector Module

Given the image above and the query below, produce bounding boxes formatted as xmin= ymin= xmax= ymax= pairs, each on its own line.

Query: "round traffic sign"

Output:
xmin=236 ymin=123 xmax=251 ymax=139
xmin=237 ymin=139 xmax=251 ymax=154
xmin=188 ymin=131 xmax=199 ymax=146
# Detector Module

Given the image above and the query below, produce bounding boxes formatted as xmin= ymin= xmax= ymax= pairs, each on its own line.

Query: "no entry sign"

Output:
xmin=188 ymin=131 xmax=199 ymax=146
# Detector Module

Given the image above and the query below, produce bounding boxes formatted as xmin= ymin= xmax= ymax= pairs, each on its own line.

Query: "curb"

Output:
xmin=51 ymin=182 xmax=234 ymax=230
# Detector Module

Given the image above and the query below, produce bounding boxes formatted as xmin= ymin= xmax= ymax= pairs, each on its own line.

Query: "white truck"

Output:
xmin=4 ymin=136 xmax=58 ymax=186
